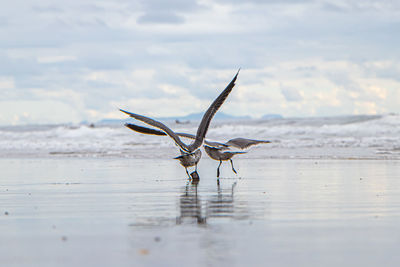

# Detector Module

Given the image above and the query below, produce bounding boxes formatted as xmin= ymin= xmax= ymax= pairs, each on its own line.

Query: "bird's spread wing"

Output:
xmin=124 ymin=123 xmax=227 ymax=147
xmin=204 ymin=140 xmax=228 ymax=148
xmin=121 ymin=69 xmax=239 ymax=152
xmin=188 ymin=69 xmax=240 ymax=152
xmin=120 ymin=109 xmax=190 ymax=152
xmin=225 ymin=138 xmax=271 ymax=150
xmin=125 ymin=123 xmax=166 ymax=136
xmin=223 ymin=151 xmax=247 ymax=155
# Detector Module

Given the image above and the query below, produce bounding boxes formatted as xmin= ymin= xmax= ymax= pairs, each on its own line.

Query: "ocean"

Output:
xmin=1 ymin=114 xmax=399 ymax=159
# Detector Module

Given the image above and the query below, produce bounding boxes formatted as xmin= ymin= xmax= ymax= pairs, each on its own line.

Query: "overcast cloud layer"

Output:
xmin=1 ymin=0 xmax=400 ymax=125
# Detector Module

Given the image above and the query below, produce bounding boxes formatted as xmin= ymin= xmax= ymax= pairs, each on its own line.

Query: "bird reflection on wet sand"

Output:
xmin=176 ymin=178 xmax=246 ymax=225
xmin=176 ymin=178 xmax=206 ymax=224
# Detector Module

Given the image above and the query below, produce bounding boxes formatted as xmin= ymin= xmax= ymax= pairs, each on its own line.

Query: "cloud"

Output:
xmin=0 ymin=76 xmax=15 ymax=89
xmin=136 ymin=0 xmax=205 ymax=24
xmin=0 ymin=100 xmax=82 ymax=125
xmin=31 ymin=5 xmax=64 ymax=14
xmin=113 ymin=95 xmax=206 ymax=118
xmin=362 ymin=61 xmax=400 ymax=82
xmin=37 ymin=55 xmax=77 ymax=64
xmin=0 ymin=0 xmax=400 ymax=124
xmin=354 ymin=101 xmax=381 ymax=115
xmin=281 ymin=87 xmax=303 ymax=102
xmin=137 ymin=12 xmax=185 ymax=24
xmin=321 ymin=0 xmax=400 ymax=13
xmin=216 ymin=0 xmax=313 ymax=5
xmin=0 ymin=17 xmax=7 ymax=27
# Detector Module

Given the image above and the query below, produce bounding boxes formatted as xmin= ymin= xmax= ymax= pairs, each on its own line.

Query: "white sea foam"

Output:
xmin=1 ymin=114 xmax=399 ymax=159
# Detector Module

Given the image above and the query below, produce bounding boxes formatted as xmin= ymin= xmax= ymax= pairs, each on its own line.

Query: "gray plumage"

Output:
xmin=224 ymin=138 xmax=271 ymax=150
xmin=124 ymin=123 xmax=228 ymax=148
xmin=120 ymin=70 xmax=239 ymax=177
xmin=120 ymin=69 xmax=239 ymax=154
xmin=124 ymin=123 xmax=271 ymax=178
xmin=203 ymin=145 xmax=245 ymax=177
xmin=174 ymin=149 xmax=202 ymax=177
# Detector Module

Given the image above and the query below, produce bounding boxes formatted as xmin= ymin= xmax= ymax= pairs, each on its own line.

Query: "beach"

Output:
xmin=2 ymin=0 xmax=400 ymax=265
xmin=1 ymin=157 xmax=399 ymax=267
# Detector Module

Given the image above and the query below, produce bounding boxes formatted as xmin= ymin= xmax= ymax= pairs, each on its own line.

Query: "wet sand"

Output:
xmin=1 ymin=158 xmax=400 ymax=267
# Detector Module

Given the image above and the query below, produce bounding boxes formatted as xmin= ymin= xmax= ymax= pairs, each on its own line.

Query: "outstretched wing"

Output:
xmin=225 ymin=137 xmax=271 ymax=150
xmin=125 ymin=123 xmax=166 ymax=136
xmin=124 ymin=123 xmax=227 ymax=148
xmin=188 ymin=69 xmax=240 ymax=152
xmin=120 ymin=109 xmax=190 ymax=152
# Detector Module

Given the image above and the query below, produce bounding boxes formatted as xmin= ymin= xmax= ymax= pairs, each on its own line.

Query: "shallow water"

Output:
xmin=1 ymin=158 xmax=399 ymax=266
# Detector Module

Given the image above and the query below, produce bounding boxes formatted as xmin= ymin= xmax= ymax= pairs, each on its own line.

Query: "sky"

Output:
xmin=1 ymin=0 xmax=400 ymax=125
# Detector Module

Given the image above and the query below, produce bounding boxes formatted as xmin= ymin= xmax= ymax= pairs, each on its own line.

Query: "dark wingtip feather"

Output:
xmin=231 ymin=68 xmax=240 ymax=84
xmin=125 ymin=123 xmax=167 ymax=136
xmin=188 ymin=69 xmax=241 ymax=151
xmin=120 ymin=108 xmax=132 ymax=116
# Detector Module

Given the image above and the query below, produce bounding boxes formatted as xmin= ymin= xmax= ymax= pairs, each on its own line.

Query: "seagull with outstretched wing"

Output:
xmin=124 ymin=123 xmax=271 ymax=178
xmin=120 ymin=70 xmax=239 ymax=178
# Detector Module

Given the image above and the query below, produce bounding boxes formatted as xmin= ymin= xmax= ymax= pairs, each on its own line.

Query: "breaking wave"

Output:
xmin=0 ymin=114 xmax=399 ymax=159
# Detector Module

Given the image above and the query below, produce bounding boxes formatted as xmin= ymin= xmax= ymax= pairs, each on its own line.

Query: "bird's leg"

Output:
xmin=186 ymin=168 xmax=191 ymax=179
xmin=195 ymin=163 xmax=198 ymax=171
xmin=217 ymin=160 xmax=222 ymax=178
xmin=230 ymin=159 xmax=237 ymax=174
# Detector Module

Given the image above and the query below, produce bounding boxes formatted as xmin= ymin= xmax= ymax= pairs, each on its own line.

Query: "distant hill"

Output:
xmin=262 ymin=114 xmax=283 ymax=119
xmin=163 ymin=112 xmax=252 ymax=121
xmin=96 ymin=112 xmax=251 ymax=125
xmin=95 ymin=112 xmax=283 ymax=125
xmin=95 ymin=118 xmax=132 ymax=125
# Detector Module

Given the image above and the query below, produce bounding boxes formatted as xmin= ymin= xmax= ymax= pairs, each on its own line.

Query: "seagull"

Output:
xmin=120 ymin=70 xmax=240 ymax=178
xmin=124 ymin=123 xmax=271 ymax=178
